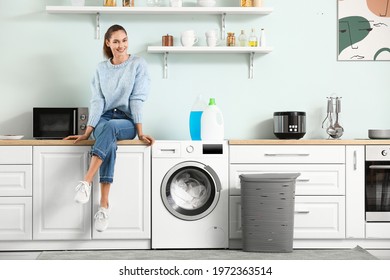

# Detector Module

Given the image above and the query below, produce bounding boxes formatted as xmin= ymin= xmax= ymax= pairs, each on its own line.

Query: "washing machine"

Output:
xmin=152 ymin=140 xmax=229 ymax=249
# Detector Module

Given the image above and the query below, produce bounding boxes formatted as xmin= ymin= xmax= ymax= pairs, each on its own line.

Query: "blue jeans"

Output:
xmin=92 ymin=109 xmax=136 ymax=183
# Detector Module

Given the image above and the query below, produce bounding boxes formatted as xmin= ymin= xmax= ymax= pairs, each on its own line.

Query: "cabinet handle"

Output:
xmin=296 ymin=178 xmax=310 ymax=183
xmin=353 ymin=150 xmax=357 ymax=170
xmin=264 ymin=153 xmax=310 ymax=157
xmin=369 ymin=165 xmax=390 ymax=169
xmin=295 ymin=210 xmax=310 ymax=214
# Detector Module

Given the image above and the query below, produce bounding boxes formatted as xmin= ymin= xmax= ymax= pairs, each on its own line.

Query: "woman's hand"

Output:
xmin=138 ymin=134 xmax=155 ymax=145
xmin=63 ymin=134 xmax=90 ymax=144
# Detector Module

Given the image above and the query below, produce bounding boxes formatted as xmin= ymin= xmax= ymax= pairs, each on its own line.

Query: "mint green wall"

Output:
xmin=0 ymin=0 xmax=389 ymax=140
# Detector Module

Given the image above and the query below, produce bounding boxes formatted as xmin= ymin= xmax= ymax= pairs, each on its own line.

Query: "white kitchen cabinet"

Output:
xmin=92 ymin=146 xmax=151 ymax=240
xmin=230 ymin=164 xmax=345 ymax=196
xmin=345 ymin=146 xmax=365 ymax=239
xmin=229 ymin=196 xmax=346 ymax=240
xmin=294 ymin=196 xmax=345 ymax=239
xmin=33 ymin=146 xmax=94 ymax=240
xmin=0 ymin=146 xmax=33 ymax=241
xmin=229 ymin=145 xmax=346 ymax=244
xmin=0 ymin=197 xmax=32 ymax=240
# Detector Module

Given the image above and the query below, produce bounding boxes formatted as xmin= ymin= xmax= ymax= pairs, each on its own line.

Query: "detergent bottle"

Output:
xmin=189 ymin=95 xmax=207 ymax=140
xmin=201 ymin=98 xmax=224 ymax=141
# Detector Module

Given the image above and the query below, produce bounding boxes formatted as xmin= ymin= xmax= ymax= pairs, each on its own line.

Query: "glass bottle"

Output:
xmin=123 ymin=0 xmax=134 ymax=7
xmin=226 ymin=32 xmax=236 ymax=47
xmin=104 ymin=0 xmax=116 ymax=6
xmin=238 ymin=30 xmax=247 ymax=47
xmin=240 ymin=0 xmax=253 ymax=7
xmin=259 ymin=28 xmax=266 ymax=47
xmin=248 ymin=28 xmax=258 ymax=47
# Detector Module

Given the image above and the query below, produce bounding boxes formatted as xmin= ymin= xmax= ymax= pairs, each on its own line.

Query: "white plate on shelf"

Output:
xmin=0 ymin=135 xmax=24 ymax=140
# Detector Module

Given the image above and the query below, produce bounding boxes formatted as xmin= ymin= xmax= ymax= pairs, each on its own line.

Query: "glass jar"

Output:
xmin=226 ymin=32 xmax=236 ymax=47
xmin=104 ymin=0 xmax=117 ymax=6
xmin=240 ymin=0 xmax=253 ymax=7
xmin=123 ymin=0 xmax=134 ymax=6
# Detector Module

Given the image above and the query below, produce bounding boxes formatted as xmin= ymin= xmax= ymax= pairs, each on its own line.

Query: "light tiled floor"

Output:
xmin=0 ymin=251 xmax=41 ymax=260
xmin=0 ymin=250 xmax=390 ymax=260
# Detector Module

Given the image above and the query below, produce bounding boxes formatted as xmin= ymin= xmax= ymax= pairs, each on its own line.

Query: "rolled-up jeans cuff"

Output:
xmin=91 ymin=148 xmax=106 ymax=161
xmin=100 ymin=177 xmax=113 ymax=184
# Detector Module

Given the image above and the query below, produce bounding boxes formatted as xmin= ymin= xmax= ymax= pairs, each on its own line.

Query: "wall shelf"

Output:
xmin=147 ymin=46 xmax=273 ymax=79
xmin=45 ymin=6 xmax=273 ymax=15
xmin=46 ymin=6 xmax=273 ymax=39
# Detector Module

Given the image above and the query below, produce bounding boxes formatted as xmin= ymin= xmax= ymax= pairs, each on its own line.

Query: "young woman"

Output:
xmin=65 ymin=24 xmax=154 ymax=232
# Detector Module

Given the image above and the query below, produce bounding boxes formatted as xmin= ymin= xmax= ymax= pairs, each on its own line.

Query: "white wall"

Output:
xmin=0 ymin=0 xmax=389 ymax=140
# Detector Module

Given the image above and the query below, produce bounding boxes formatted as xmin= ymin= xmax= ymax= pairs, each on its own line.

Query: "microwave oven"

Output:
xmin=33 ymin=107 xmax=88 ymax=139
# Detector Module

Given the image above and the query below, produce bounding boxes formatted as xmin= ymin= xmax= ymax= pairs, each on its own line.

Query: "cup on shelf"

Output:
xmin=181 ymin=31 xmax=198 ymax=47
xmin=206 ymin=36 xmax=221 ymax=47
xmin=205 ymin=29 xmax=220 ymax=47
xmin=170 ymin=0 xmax=182 ymax=7
xmin=253 ymin=0 xmax=263 ymax=7
xmin=181 ymin=35 xmax=199 ymax=47
xmin=103 ymin=0 xmax=116 ymax=6
xmin=71 ymin=0 xmax=85 ymax=6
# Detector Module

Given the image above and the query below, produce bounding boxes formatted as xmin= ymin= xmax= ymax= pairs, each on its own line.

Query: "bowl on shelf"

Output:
xmin=368 ymin=129 xmax=390 ymax=139
xmin=197 ymin=0 xmax=217 ymax=7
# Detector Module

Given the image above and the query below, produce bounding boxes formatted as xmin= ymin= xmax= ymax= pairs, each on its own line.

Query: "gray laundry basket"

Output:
xmin=239 ymin=173 xmax=300 ymax=253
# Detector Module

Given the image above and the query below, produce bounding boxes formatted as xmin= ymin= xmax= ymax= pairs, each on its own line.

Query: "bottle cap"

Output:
xmin=209 ymin=98 xmax=216 ymax=105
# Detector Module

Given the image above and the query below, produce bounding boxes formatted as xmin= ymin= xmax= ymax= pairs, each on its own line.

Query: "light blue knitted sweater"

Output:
xmin=87 ymin=55 xmax=151 ymax=128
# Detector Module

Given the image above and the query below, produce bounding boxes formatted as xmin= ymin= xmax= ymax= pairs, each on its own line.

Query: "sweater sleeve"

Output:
xmin=87 ymin=69 xmax=105 ymax=128
xmin=129 ymin=58 xmax=151 ymax=124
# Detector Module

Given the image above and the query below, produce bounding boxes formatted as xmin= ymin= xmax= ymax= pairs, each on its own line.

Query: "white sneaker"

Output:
xmin=94 ymin=206 xmax=110 ymax=232
xmin=74 ymin=181 xmax=91 ymax=204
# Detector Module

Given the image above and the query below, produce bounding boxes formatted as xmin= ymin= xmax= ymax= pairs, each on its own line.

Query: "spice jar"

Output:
xmin=104 ymin=0 xmax=116 ymax=6
xmin=240 ymin=0 xmax=253 ymax=7
xmin=226 ymin=32 xmax=236 ymax=47
xmin=123 ymin=0 xmax=134 ymax=6
xmin=162 ymin=34 xmax=174 ymax=46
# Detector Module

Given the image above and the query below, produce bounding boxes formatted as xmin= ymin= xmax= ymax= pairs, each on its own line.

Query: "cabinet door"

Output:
xmin=230 ymin=164 xmax=345 ymax=196
xmin=345 ymin=146 xmax=365 ymax=238
xmin=294 ymin=196 xmax=345 ymax=239
xmin=33 ymin=146 xmax=92 ymax=240
xmin=0 ymin=165 xmax=32 ymax=196
xmin=229 ymin=196 xmax=345 ymax=240
xmin=92 ymin=146 xmax=151 ymax=239
xmin=0 ymin=197 xmax=32 ymax=240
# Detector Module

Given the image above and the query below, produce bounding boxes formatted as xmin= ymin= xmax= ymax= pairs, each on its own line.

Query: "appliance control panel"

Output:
xmin=152 ymin=141 xmax=227 ymax=158
xmin=366 ymin=145 xmax=390 ymax=161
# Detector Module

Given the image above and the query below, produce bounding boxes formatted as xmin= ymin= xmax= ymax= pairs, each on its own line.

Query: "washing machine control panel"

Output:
xmin=184 ymin=143 xmax=224 ymax=155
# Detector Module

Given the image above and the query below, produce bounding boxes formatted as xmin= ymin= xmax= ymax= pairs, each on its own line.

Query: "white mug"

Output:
xmin=205 ymin=29 xmax=218 ymax=38
xmin=206 ymin=36 xmax=220 ymax=47
xmin=181 ymin=31 xmax=196 ymax=38
xmin=181 ymin=36 xmax=199 ymax=47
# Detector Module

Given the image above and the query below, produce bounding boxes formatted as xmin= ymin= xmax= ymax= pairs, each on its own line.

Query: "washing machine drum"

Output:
xmin=161 ymin=161 xmax=221 ymax=221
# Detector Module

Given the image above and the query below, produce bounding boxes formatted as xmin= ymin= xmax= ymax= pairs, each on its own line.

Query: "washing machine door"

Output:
xmin=161 ymin=161 xmax=221 ymax=221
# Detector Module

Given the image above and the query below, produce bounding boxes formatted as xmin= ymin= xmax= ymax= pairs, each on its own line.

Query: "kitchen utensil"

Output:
xmin=368 ymin=129 xmax=390 ymax=139
xmin=331 ymin=98 xmax=344 ymax=139
xmin=273 ymin=111 xmax=306 ymax=139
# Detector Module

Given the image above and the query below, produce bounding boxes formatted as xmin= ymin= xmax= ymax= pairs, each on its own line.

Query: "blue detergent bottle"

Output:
xmin=189 ymin=95 xmax=207 ymax=140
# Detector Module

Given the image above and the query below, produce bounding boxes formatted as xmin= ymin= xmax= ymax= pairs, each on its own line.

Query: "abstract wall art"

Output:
xmin=338 ymin=0 xmax=390 ymax=60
